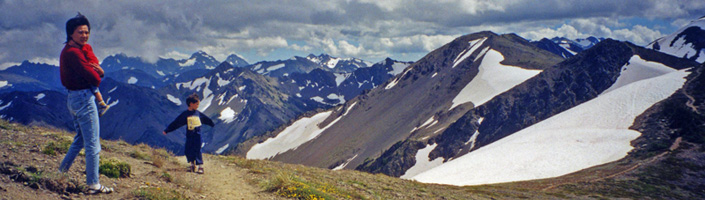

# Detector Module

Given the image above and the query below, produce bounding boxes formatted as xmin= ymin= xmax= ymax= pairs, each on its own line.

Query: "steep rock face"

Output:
xmin=248 ymin=57 xmax=320 ymax=77
xmin=532 ymin=38 xmax=574 ymax=58
xmin=0 ymin=91 xmax=71 ymax=129
xmin=531 ymin=37 xmax=605 ymax=58
xmin=102 ymin=51 xmax=221 ymax=80
xmin=105 ymin=69 xmax=166 ymax=88
xmin=0 ymin=61 xmax=63 ymax=94
xmin=97 ymin=78 xmax=185 ymax=153
xmin=280 ymin=58 xmax=412 ymax=106
xmin=306 ymin=54 xmax=370 ymax=73
xmin=255 ymin=31 xmax=562 ymax=171
xmin=287 ymin=68 xmax=341 ymax=105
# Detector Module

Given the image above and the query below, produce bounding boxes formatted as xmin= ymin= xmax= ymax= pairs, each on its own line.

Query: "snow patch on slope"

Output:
xmin=401 ymin=143 xmax=443 ymax=179
xmin=127 ymin=77 xmax=138 ymax=84
xmin=0 ymin=81 xmax=10 ymax=88
xmin=180 ymin=58 xmax=196 ymax=67
xmin=219 ymin=107 xmax=237 ymax=123
xmin=166 ymin=94 xmax=182 ymax=106
xmin=453 ymin=37 xmax=487 ymax=68
xmin=450 ymin=49 xmax=542 ymax=110
xmin=334 ymin=73 xmax=348 ymax=86
xmin=602 ymin=55 xmax=675 ymax=94
xmin=216 ymin=144 xmax=229 ymax=154
xmin=412 ymin=69 xmax=690 ymax=186
xmin=267 ymin=63 xmax=286 ymax=72
xmin=34 ymin=93 xmax=45 ymax=101
xmin=389 ymin=62 xmax=409 ymax=75
xmin=0 ymin=101 xmax=12 ymax=111
xmin=247 ymin=111 xmax=335 ymax=159
xmin=332 ymin=154 xmax=358 ymax=170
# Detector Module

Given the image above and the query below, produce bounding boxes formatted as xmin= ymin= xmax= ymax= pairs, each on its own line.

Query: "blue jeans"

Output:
xmin=59 ymin=89 xmax=101 ymax=186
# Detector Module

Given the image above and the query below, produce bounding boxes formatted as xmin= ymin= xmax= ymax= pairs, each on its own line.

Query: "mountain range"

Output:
xmin=234 ymin=16 xmax=704 ymax=193
xmin=0 ymin=51 xmax=410 ymax=155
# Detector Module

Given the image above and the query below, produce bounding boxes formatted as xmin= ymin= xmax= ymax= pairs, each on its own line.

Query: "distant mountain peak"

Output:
xmin=190 ymin=50 xmax=212 ymax=59
xmin=225 ymin=54 xmax=249 ymax=68
xmin=648 ymin=16 xmax=705 ymax=63
xmin=532 ymin=36 xmax=605 ymax=58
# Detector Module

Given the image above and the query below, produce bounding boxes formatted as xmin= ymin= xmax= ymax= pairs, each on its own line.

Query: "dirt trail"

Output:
xmin=176 ymin=156 xmax=271 ymax=200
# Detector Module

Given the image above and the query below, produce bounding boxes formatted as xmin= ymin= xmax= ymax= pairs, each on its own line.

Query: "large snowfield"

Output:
xmin=410 ymin=65 xmax=690 ymax=186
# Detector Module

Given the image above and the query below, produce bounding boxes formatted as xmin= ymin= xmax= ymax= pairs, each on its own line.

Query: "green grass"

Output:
xmin=42 ymin=139 xmax=72 ymax=156
xmin=99 ymin=158 xmax=131 ymax=178
xmin=130 ymin=150 xmax=151 ymax=160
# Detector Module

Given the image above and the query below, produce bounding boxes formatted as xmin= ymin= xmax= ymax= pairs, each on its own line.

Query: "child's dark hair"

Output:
xmin=186 ymin=93 xmax=200 ymax=106
xmin=65 ymin=12 xmax=91 ymax=44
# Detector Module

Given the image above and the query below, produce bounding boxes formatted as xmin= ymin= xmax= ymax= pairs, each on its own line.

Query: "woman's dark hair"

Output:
xmin=186 ymin=93 xmax=200 ymax=106
xmin=65 ymin=12 xmax=90 ymax=43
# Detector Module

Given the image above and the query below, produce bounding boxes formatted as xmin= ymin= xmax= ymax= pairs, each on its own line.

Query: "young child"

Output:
xmin=79 ymin=39 xmax=110 ymax=116
xmin=163 ymin=93 xmax=214 ymax=174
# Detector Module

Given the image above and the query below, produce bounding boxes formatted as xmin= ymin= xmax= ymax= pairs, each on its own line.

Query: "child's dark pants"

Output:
xmin=185 ymin=131 xmax=203 ymax=165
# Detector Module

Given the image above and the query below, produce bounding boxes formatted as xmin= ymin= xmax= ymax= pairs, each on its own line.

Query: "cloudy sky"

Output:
xmin=1 ymin=0 xmax=704 ymax=69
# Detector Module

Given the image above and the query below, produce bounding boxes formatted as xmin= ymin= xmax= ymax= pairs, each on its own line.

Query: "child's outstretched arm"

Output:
xmin=164 ymin=112 xmax=188 ymax=134
xmin=200 ymin=111 xmax=215 ymax=127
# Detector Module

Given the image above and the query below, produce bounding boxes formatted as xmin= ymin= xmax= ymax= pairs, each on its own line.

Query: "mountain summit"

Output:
xmin=648 ymin=17 xmax=705 ymax=63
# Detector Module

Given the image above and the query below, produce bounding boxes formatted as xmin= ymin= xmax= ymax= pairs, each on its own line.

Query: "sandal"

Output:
xmin=87 ymin=185 xmax=114 ymax=194
xmin=196 ymin=167 xmax=204 ymax=174
xmin=189 ymin=165 xmax=196 ymax=172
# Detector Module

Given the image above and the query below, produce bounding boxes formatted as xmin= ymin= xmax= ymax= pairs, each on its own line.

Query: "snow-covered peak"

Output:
xmin=178 ymin=51 xmax=219 ymax=69
xmin=306 ymin=54 xmax=369 ymax=70
xmin=647 ymin=17 xmax=705 ymax=63
xmin=306 ymin=54 xmax=339 ymax=68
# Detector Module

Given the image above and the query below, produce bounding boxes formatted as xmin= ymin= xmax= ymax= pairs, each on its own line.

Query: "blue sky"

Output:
xmin=1 ymin=0 xmax=704 ymax=69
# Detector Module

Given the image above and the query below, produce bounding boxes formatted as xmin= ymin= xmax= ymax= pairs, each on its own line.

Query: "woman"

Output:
xmin=58 ymin=13 xmax=114 ymax=194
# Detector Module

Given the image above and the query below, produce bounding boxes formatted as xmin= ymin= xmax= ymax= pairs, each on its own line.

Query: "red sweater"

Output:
xmin=60 ymin=44 xmax=102 ymax=90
